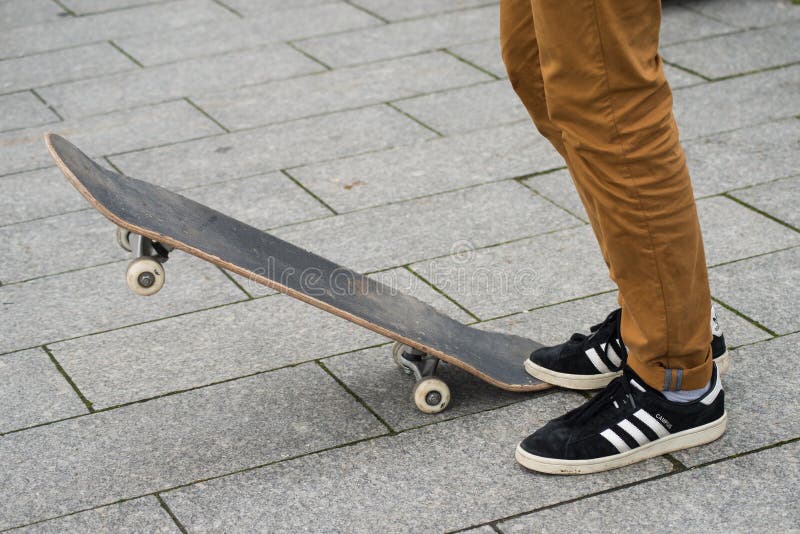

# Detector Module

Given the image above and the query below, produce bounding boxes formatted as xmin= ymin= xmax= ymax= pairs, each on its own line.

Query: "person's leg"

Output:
xmin=528 ymin=0 xmax=712 ymax=391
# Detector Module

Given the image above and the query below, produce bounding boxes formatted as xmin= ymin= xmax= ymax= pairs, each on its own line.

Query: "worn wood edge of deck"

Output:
xmin=44 ymin=133 xmax=549 ymax=393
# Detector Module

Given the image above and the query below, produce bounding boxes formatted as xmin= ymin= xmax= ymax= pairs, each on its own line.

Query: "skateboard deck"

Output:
xmin=45 ymin=133 xmax=548 ymax=411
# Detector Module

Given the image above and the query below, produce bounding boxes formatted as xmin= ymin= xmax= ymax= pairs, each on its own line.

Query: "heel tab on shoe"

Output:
xmin=700 ymin=366 xmax=723 ymax=405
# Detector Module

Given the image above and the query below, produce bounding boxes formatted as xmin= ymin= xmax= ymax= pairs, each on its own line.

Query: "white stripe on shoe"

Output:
xmin=633 ymin=409 xmax=670 ymax=438
xmin=586 ymin=347 xmax=612 ymax=373
xmin=701 ymin=376 xmax=723 ymax=405
xmin=600 ymin=429 xmax=631 ymax=453
xmin=618 ymin=419 xmax=650 ymax=446
xmin=604 ymin=341 xmax=623 ymax=367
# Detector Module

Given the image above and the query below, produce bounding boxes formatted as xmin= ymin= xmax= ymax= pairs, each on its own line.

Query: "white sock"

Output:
xmin=663 ymin=379 xmax=711 ymax=402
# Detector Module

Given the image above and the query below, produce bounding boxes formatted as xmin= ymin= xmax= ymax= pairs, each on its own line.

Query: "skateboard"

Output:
xmin=45 ymin=133 xmax=549 ymax=413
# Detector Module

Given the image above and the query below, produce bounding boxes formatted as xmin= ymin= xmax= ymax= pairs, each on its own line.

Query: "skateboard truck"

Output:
xmin=116 ymin=227 xmax=173 ymax=296
xmin=392 ymin=342 xmax=451 ymax=414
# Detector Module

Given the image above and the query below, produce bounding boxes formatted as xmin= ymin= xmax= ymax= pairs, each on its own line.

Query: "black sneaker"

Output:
xmin=525 ymin=306 xmax=729 ymax=390
xmin=515 ymin=364 xmax=726 ymax=474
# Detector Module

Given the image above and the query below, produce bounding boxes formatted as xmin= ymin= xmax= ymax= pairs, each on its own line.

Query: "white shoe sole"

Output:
xmin=515 ymin=411 xmax=727 ymax=475
xmin=524 ymin=350 xmax=731 ymax=390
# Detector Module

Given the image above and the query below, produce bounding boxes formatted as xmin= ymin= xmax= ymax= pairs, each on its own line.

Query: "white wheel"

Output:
xmin=126 ymin=257 xmax=165 ymax=296
xmin=412 ymin=377 xmax=450 ymax=414
xmin=392 ymin=342 xmax=413 ymax=375
xmin=116 ymin=227 xmax=132 ymax=252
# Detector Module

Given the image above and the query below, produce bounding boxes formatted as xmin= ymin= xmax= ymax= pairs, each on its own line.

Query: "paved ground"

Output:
xmin=1 ymin=0 xmax=798 ymax=531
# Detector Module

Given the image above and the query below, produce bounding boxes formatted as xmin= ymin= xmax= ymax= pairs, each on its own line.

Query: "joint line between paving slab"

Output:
xmin=403 ymin=265 xmax=481 ymax=322
xmin=29 ymin=88 xmax=65 ymax=121
xmin=710 ymin=296 xmax=779 ymax=338
xmin=722 ymin=193 xmax=800 ymax=233
xmin=210 ymin=0 xmax=243 ymax=18
xmin=516 ymin=174 xmax=589 ymax=224
xmin=42 ymin=345 xmax=95 ymax=412
xmin=50 ymin=0 xmax=75 ymax=17
xmin=107 ymin=40 xmax=144 ymax=68
xmin=441 ymin=48 xmax=502 ymax=80
xmin=385 ymin=101 xmax=445 ymax=137
xmin=280 ymin=169 xmax=339 ymax=215
xmin=659 ymin=58 xmax=712 ymax=82
xmin=286 ymin=41 xmax=333 ymax=71
xmin=184 ymin=97 xmax=231 ymax=133
xmin=708 ymin=243 xmax=800 ymax=271
xmin=216 ymin=266 xmax=255 ymax=298
xmin=342 ymin=0 xmax=390 ymax=24
xmin=156 ymin=494 xmax=189 ymax=534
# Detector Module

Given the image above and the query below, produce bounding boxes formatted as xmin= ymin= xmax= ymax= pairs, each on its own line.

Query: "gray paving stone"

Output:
xmin=274 ymin=181 xmax=579 ymax=273
xmin=290 ymin=121 xmax=563 ymax=213
xmin=697 ymin=195 xmax=800 ymax=266
xmin=681 ymin=0 xmax=800 ymax=29
xmin=0 ymin=0 xmax=66 ymax=30
xmin=448 ymin=38 xmax=506 ymax=78
xmin=219 ymin=0 xmax=328 ymax=16
xmin=0 ymin=168 xmax=86 ymax=226
xmin=0 ymin=210 xmax=128 ymax=284
xmin=51 ymin=295 xmax=383 ymax=409
xmin=672 ymin=334 xmax=799 ymax=466
xmin=522 ymin=169 xmax=586 ymax=222
xmin=295 ymin=5 xmax=499 ymax=67
xmin=500 ymin=441 xmax=800 ymax=532
xmin=0 ymin=257 xmax=243 ymax=354
xmin=0 ymin=43 xmax=135 ymax=94
xmin=685 ymin=119 xmax=800 ymax=197
xmin=673 ymin=65 xmax=800 ymax=139
xmin=39 ymin=44 xmax=323 ymax=119
xmin=0 ymin=100 xmax=222 ymax=176
xmin=351 ymin=0 xmax=492 ymax=21
xmin=369 ymin=267 xmax=474 ymax=322
xmin=59 ymin=0 xmax=174 ymax=15
xmin=663 ymin=63 xmax=706 ymax=88
xmin=181 ymin=172 xmax=331 ymax=230
xmin=115 ymin=3 xmax=379 ymax=66
xmin=393 ymin=80 xmax=529 ymax=135
xmin=0 ymin=364 xmax=385 ymax=530
xmin=731 ymin=175 xmax=800 ymax=230
xmin=324 ymin=344 xmax=538 ymax=431
xmin=163 ymin=394 xmax=673 ymax=533
xmin=664 ymin=21 xmax=800 ymax=79
xmin=10 ymin=497 xmax=179 ymax=534
xmin=195 ymin=51 xmax=490 ymax=130
xmin=0 ymin=92 xmax=59 ymax=132
xmin=660 ymin=2 xmax=737 ymax=45
xmin=412 ymin=225 xmax=612 ymax=320
xmin=109 ymin=105 xmax=435 ymax=190
xmin=709 ymin=247 xmax=800 ymax=335
xmin=0 ymin=0 xmax=231 ymax=59
xmin=711 ymin=304 xmax=773 ymax=348
xmin=0 ymin=348 xmax=87 ymax=433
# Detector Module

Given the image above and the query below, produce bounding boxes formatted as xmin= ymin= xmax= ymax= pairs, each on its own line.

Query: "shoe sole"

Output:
xmin=524 ymin=350 xmax=731 ymax=390
xmin=515 ymin=411 xmax=727 ymax=475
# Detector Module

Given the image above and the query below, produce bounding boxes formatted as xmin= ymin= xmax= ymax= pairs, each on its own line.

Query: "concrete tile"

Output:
xmin=0 ymin=100 xmax=222 ymax=176
xmin=500 ymin=441 xmax=800 ymax=532
xmin=39 ymin=44 xmax=323 ymax=119
xmin=664 ymin=21 xmax=800 ymax=79
xmin=0 ymin=257 xmax=244 ymax=354
xmin=273 ymin=181 xmax=580 ymax=273
xmin=0 ymin=364 xmax=385 ymax=530
xmin=709 ymin=247 xmax=800 ymax=335
xmin=697 ymin=195 xmax=800 ymax=266
xmin=393 ymin=80 xmax=529 ymax=135
xmin=116 ymin=3 xmax=379 ymax=66
xmin=0 ymin=210 xmax=128 ymax=284
xmin=711 ymin=304 xmax=773 ymax=348
xmin=660 ymin=2 xmax=736 ymax=45
xmin=59 ymin=0 xmax=177 ymax=15
xmin=10 ymin=497 xmax=179 ymax=534
xmin=290 ymin=122 xmax=563 ymax=212
xmin=220 ymin=0 xmax=328 ymax=16
xmin=522 ymin=169 xmax=586 ymax=222
xmin=449 ymin=38 xmax=506 ymax=78
xmin=663 ymin=63 xmax=705 ymax=88
xmin=412 ymin=226 xmax=611 ymax=320
xmin=0 ymin=348 xmax=87 ymax=433
xmin=0 ymin=92 xmax=59 ymax=132
xmin=685 ymin=119 xmax=800 ymax=197
xmin=730 ymin=175 xmax=800 ymax=230
xmin=109 ymin=106 xmax=437 ymax=190
xmin=673 ymin=65 xmax=800 ymax=139
xmin=369 ymin=267 xmax=474 ymax=323
xmin=0 ymin=168 xmax=86 ymax=226
xmin=163 ymin=394 xmax=673 ymax=533
xmin=181 ymin=172 xmax=331 ymax=230
xmin=195 ymin=51 xmax=491 ymax=130
xmin=352 ymin=0 xmax=492 ymax=21
xmin=0 ymin=0 xmax=232 ymax=59
xmin=324 ymin=344 xmax=537 ymax=431
xmin=681 ymin=0 xmax=800 ymax=29
xmin=672 ymin=334 xmax=799 ymax=466
xmin=51 ymin=295 xmax=384 ymax=408
xmin=0 ymin=0 xmax=67 ymax=30
xmin=295 ymin=5 xmax=499 ymax=67
xmin=0 ymin=43 xmax=135 ymax=94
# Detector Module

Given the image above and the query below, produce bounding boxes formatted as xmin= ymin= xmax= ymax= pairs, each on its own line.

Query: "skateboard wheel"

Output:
xmin=126 ymin=257 xmax=165 ymax=296
xmin=391 ymin=342 xmax=413 ymax=375
xmin=116 ymin=227 xmax=133 ymax=252
xmin=412 ymin=377 xmax=450 ymax=414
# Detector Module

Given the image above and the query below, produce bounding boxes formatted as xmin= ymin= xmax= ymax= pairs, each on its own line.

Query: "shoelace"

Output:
xmin=571 ymin=373 xmax=638 ymax=424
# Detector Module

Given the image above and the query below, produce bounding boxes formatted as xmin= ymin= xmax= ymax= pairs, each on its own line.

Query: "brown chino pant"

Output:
xmin=500 ymin=0 xmax=713 ymax=390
